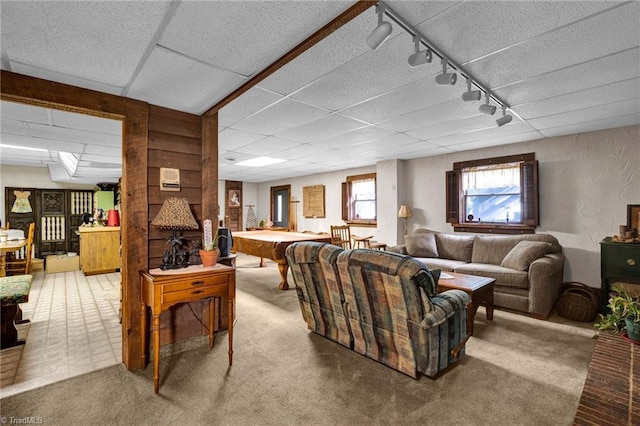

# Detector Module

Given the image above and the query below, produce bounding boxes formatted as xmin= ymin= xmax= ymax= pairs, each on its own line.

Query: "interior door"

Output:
xmin=270 ymin=185 xmax=290 ymax=229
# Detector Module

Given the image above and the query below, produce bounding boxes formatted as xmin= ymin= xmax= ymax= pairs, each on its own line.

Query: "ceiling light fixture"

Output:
xmin=236 ymin=156 xmax=285 ymax=167
xmin=478 ymin=92 xmax=497 ymax=115
xmin=435 ymin=57 xmax=457 ymax=85
xmin=0 ymin=144 xmax=49 ymax=152
xmin=496 ymin=106 xmax=513 ymax=127
xmin=407 ymin=36 xmax=432 ymax=67
xmin=366 ymin=4 xmax=392 ymax=50
xmin=368 ymin=1 xmax=515 ymax=125
xmin=461 ymin=78 xmax=481 ymax=102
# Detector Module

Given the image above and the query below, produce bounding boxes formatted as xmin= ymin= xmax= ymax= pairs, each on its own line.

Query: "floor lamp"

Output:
xmin=398 ymin=204 xmax=412 ymax=235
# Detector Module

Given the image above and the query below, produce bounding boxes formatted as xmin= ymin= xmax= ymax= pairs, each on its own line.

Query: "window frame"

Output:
xmin=342 ymin=172 xmax=377 ymax=227
xmin=446 ymin=153 xmax=538 ymax=234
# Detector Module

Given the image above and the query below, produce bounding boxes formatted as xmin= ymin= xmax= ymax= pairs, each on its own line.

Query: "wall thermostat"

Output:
xmin=160 ymin=167 xmax=180 ymax=191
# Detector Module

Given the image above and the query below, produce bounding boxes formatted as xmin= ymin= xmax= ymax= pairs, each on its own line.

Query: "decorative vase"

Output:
xmin=199 ymin=248 xmax=219 ymax=267
xmin=624 ymin=318 xmax=640 ymax=342
xmin=246 ymin=205 xmax=258 ymax=229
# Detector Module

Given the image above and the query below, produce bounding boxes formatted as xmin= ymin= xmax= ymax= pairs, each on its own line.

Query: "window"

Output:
xmin=446 ymin=153 xmax=538 ymax=234
xmin=342 ymin=173 xmax=376 ymax=225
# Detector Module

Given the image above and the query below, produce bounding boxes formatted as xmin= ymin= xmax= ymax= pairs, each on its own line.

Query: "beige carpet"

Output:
xmin=0 ymin=254 xmax=596 ymax=425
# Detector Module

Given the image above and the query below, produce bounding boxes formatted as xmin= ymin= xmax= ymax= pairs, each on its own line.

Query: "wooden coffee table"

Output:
xmin=437 ymin=271 xmax=495 ymax=336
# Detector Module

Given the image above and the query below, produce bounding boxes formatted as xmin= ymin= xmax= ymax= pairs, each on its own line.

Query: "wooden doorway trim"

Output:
xmin=1 ymin=70 xmax=149 ymax=370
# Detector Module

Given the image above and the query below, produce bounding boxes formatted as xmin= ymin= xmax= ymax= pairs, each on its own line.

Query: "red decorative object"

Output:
xmin=107 ymin=209 xmax=120 ymax=226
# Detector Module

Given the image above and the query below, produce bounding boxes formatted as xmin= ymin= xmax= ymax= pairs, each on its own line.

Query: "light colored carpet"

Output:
xmin=0 ymin=254 xmax=596 ymax=425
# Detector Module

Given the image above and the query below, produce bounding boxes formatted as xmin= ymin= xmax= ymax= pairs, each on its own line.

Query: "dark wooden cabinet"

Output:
xmin=5 ymin=187 xmax=93 ymax=258
xmin=600 ymin=238 xmax=640 ymax=312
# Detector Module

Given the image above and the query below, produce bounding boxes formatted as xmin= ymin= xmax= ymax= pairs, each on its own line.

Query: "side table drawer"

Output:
xmin=161 ymin=274 xmax=229 ymax=293
xmin=162 ymin=284 xmax=227 ymax=305
xmin=604 ymin=245 xmax=640 ymax=277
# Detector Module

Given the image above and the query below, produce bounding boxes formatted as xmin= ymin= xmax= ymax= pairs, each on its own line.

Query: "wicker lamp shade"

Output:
xmin=151 ymin=197 xmax=199 ymax=230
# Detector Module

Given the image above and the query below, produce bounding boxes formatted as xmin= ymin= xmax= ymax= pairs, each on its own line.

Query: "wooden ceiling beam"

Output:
xmin=203 ymin=0 xmax=377 ymax=117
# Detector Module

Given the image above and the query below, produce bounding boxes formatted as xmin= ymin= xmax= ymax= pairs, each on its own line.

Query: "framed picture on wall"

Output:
xmin=627 ymin=204 xmax=640 ymax=232
xmin=228 ymin=190 xmax=241 ymax=207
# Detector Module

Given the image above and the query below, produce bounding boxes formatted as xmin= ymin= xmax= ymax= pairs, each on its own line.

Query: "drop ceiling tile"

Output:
xmin=515 ymin=78 xmax=640 ymax=119
xmin=411 ymin=1 xmax=620 ymax=65
xmin=466 ymin=3 xmax=639 ymax=88
xmin=429 ymin=121 xmax=532 ymax=147
xmin=528 ymin=98 xmax=640 ymax=130
xmin=1 ymin=1 xmax=171 ymax=87
xmin=407 ymin=114 xmax=500 ymax=141
xmin=234 ymin=136 xmax=303 ymax=157
xmin=320 ymin=125 xmax=396 ymax=148
xmin=0 ymin=119 xmax=30 ymax=136
xmin=397 ymin=145 xmax=455 ymax=160
xmin=277 ymin=143 xmax=334 ymax=161
xmin=232 ymin=99 xmax=329 ymax=135
xmin=538 ymin=112 xmax=640 ymax=138
xmin=27 ymin=123 xmax=119 ymax=146
xmin=385 ymin=1 xmax=460 ymax=28
xmin=127 ymin=47 xmax=246 ymax=114
xmin=51 ymin=110 xmax=121 ymax=135
xmin=1 ymin=101 xmax=50 ymax=124
xmin=160 ymin=1 xmax=351 ymax=76
xmin=278 ymin=114 xmax=367 ymax=143
xmin=291 ymin=31 xmax=428 ymax=111
xmin=218 ymin=88 xmax=283 ymax=128
xmin=4 ymin=133 xmax=85 ymax=153
xmin=446 ymin=131 xmax=544 ymax=152
xmin=81 ymin=153 xmax=121 ymax=164
xmin=219 ymin=128 xmax=267 ymax=151
xmin=340 ymin=78 xmax=465 ymax=125
xmin=494 ymin=48 xmax=640 ymax=106
xmin=377 ymin=99 xmax=490 ymax=133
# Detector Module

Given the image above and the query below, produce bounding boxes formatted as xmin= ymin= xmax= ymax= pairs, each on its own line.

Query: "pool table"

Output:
xmin=232 ymin=230 xmax=332 ymax=290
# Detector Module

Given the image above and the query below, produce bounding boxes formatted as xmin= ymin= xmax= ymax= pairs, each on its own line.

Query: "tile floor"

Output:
xmin=0 ymin=270 xmax=122 ymax=398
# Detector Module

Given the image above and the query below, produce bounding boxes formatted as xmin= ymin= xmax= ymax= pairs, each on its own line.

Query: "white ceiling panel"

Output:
xmin=160 ymin=1 xmax=351 ymax=77
xmin=407 ymin=114 xmax=504 ymax=141
xmin=27 ymin=123 xmax=119 ymax=146
xmin=2 ymin=132 xmax=86 ymax=153
xmin=278 ymin=114 xmax=367 ymax=143
xmin=233 ymin=136 xmax=303 ymax=157
xmin=515 ymin=78 xmax=640 ymax=119
xmin=538 ymin=113 xmax=640 ymax=138
xmin=0 ymin=119 xmax=29 ymax=136
xmin=219 ymin=88 xmax=283 ymax=128
xmin=528 ymin=98 xmax=640 ymax=130
xmin=51 ymin=110 xmax=121 ymax=135
xmin=1 ymin=101 xmax=50 ymax=124
xmin=1 ymin=1 xmax=171 ymax=87
xmin=495 ymin=48 xmax=640 ymax=106
xmin=320 ymin=125 xmax=396 ymax=149
xmin=232 ymin=99 xmax=329 ymax=135
xmin=428 ymin=121 xmax=533 ymax=147
xmin=127 ymin=47 xmax=246 ymax=114
xmin=219 ymin=128 xmax=267 ymax=152
xmin=411 ymin=1 xmax=622 ymax=65
xmin=385 ymin=1 xmax=461 ymax=28
xmin=446 ymin=130 xmax=545 ymax=152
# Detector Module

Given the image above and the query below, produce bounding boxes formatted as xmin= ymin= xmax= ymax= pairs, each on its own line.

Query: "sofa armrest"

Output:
xmin=419 ymin=290 xmax=470 ymax=328
xmin=387 ymin=244 xmax=407 ymax=255
xmin=527 ymin=253 xmax=565 ymax=318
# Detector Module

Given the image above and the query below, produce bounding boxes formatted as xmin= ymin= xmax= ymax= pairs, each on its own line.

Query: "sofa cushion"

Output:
xmin=500 ymin=241 xmax=552 ymax=271
xmin=472 ymin=234 xmax=560 ymax=265
xmin=405 ymin=233 xmax=439 ymax=258
xmin=414 ymin=257 xmax=469 ymax=272
xmin=435 ymin=233 xmax=475 ymax=262
xmin=454 ymin=263 xmax=530 ymax=289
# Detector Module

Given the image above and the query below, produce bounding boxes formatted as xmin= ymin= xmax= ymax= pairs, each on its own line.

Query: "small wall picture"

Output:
xmin=628 ymin=204 xmax=640 ymax=232
xmin=228 ymin=190 xmax=241 ymax=207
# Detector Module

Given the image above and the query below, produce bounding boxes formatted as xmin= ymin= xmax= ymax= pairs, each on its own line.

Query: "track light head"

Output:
xmin=367 ymin=5 xmax=392 ymax=50
xmin=496 ymin=107 xmax=513 ymax=127
xmin=408 ymin=36 xmax=432 ymax=67
xmin=462 ymin=78 xmax=482 ymax=101
xmin=479 ymin=93 xmax=496 ymax=115
xmin=435 ymin=57 xmax=457 ymax=85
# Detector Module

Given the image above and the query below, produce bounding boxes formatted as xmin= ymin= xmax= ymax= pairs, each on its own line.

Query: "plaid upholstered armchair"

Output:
xmin=286 ymin=242 xmax=470 ymax=378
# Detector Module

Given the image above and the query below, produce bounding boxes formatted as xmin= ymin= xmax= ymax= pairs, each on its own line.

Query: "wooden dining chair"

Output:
xmin=330 ymin=225 xmax=352 ymax=249
xmin=5 ymin=223 xmax=35 ymax=276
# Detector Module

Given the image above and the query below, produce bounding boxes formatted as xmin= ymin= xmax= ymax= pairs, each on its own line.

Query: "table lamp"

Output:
xmin=398 ymin=204 xmax=412 ymax=235
xmin=151 ymin=197 xmax=199 ymax=270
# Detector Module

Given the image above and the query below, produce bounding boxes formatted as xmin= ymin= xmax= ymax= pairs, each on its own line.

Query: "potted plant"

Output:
xmin=199 ymin=220 xmax=221 ymax=267
xmin=594 ymin=286 xmax=640 ymax=342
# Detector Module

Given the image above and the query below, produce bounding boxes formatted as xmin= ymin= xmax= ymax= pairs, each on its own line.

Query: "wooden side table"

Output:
xmin=139 ymin=264 xmax=236 ymax=393
xmin=437 ymin=272 xmax=495 ymax=336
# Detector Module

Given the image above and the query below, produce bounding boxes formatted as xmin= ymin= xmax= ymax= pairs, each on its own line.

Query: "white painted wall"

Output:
xmin=0 ymin=165 xmax=95 ymax=225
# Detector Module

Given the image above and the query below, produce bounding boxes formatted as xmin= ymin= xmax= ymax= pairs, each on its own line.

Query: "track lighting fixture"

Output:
xmin=408 ymin=36 xmax=432 ymax=67
xmin=496 ymin=106 xmax=513 ymax=127
xmin=367 ymin=4 xmax=392 ymax=50
xmin=462 ymin=79 xmax=481 ymax=101
xmin=435 ymin=57 xmax=456 ymax=85
xmin=478 ymin=93 xmax=497 ymax=115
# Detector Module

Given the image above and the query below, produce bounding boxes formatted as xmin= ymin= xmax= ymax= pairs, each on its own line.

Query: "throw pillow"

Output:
xmin=404 ymin=233 xmax=439 ymax=258
xmin=500 ymin=241 xmax=552 ymax=271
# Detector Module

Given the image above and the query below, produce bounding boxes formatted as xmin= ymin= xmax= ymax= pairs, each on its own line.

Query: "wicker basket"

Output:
xmin=555 ymin=282 xmax=600 ymax=322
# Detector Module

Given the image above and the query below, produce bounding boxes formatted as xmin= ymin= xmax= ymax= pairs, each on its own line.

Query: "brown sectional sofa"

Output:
xmin=389 ymin=229 xmax=565 ymax=319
